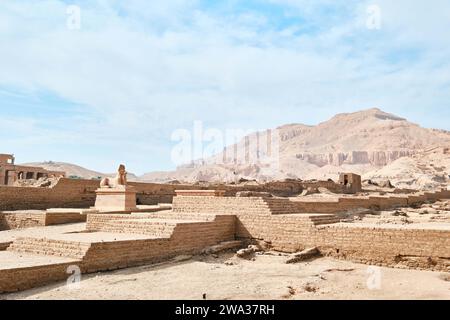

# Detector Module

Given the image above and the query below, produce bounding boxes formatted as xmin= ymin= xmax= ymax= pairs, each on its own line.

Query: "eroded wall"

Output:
xmin=173 ymin=190 xmax=450 ymax=271
xmin=0 ymin=178 xmax=341 ymax=211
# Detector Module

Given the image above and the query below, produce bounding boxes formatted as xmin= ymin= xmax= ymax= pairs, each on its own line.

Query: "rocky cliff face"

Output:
xmin=295 ymin=150 xmax=416 ymax=167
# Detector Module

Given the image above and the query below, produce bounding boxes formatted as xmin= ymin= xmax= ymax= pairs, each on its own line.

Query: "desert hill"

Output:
xmin=363 ymin=147 xmax=450 ymax=190
xmin=20 ymin=162 xmax=140 ymax=181
xmin=141 ymin=108 xmax=450 ymax=184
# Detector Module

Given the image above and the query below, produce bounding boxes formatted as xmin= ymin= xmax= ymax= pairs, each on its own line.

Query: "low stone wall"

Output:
xmin=0 ymin=213 xmax=236 ymax=292
xmin=0 ymin=177 xmax=363 ymax=211
xmin=45 ymin=212 xmax=87 ymax=226
xmin=173 ymin=190 xmax=450 ymax=271
xmin=316 ymin=225 xmax=450 ymax=271
xmin=173 ymin=189 xmax=450 ymax=215
xmin=236 ymin=212 xmax=450 ymax=271
xmin=0 ymin=179 xmax=99 ymax=211
xmin=173 ymin=196 xmax=272 ymax=215
xmin=0 ymin=210 xmax=86 ymax=231
xmin=83 ymin=215 xmax=236 ymax=272
xmin=0 ymin=260 xmax=77 ymax=293
xmin=0 ymin=212 xmax=46 ymax=230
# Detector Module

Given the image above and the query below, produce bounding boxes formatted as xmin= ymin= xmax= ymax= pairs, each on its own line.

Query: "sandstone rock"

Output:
xmin=236 ymin=191 xmax=272 ymax=198
xmin=318 ymin=187 xmax=334 ymax=194
xmin=253 ymin=240 xmax=272 ymax=251
xmin=286 ymin=247 xmax=320 ymax=264
xmin=173 ymin=255 xmax=193 ymax=262
xmin=236 ymin=245 xmax=262 ymax=259
xmin=201 ymin=241 xmax=244 ymax=254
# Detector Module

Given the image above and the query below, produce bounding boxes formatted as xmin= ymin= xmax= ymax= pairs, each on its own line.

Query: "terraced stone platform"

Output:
xmin=0 ymin=212 xmax=236 ymax=293
xmin=1 ymin=188 xmax=449 ymax=293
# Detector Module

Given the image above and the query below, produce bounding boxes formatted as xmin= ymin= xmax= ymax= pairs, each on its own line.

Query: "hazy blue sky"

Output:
xmin=1 ymin=1 xmax=449 ymax=174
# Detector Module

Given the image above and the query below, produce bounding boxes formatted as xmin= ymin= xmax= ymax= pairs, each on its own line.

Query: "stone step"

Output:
xmin=90 ymin=219 xmax=179 ymax=237
xmin=7 ymin=237 xmax=90 ymax=259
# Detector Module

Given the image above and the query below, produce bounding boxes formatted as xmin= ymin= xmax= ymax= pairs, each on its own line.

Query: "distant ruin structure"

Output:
xmin=0 ymin=154 xmax=65 ymax=186
xmin=339 ymin=173 xmax=362 ymax=193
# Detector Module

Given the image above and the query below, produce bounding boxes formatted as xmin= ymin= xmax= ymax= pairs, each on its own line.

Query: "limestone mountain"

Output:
xmin=141 ymin=108 xmax=450 ymax=184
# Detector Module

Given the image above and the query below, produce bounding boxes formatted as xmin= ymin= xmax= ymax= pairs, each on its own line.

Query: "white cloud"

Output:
xmin=0 ymin=0 xmax=449 ymax=173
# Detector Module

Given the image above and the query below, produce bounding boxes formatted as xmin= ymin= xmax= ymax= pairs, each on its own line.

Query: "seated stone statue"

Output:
xmin=100 ymin=164 xmax=128 ymax=188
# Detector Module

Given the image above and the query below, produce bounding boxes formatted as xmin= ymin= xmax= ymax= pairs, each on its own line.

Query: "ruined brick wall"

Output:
xmin=173 ymin=189 xmax=450 ymax=215
xmin=83 ymin=215 xmax=236 ymax=271
xmin=173 ymin=190 xmax=450 ymax=271
xmin=0 ymin=179 xmax=194 ymax=210
xmin=0 ymin=178 xmax=99 ymax=211
xmin=0 ymin=213 xmax=6 ymax=231
xmin=173 ymin=196 xmax=272 ymax=215
xmin=0 ymin=177 xmax=369 ymax=211
xmin=0 ymin=212 xmax=46 ymax=230
xmin=0 ymin=211 xmax=86 ymax=231
xmin=0 ymin=261 xmax=77 ymax=293
xmin=44 ymin=213 xmax=87 ymax=225
xmin=235 ymin=211 xmax=450 ymax=271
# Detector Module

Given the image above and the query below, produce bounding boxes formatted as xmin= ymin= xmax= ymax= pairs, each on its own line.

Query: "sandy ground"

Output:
xmin=0 ymin=223 xmax=86 ymax=244
xmin=1 ymin=253 xmax=449 ymax=300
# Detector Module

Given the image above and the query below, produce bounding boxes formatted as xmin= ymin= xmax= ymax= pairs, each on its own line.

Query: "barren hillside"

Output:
xmin=141 ymin=108 xmax=450 ymax=184
xmin=364 ymin=147 xmax=450 ymax=190
xmin=21 ymin=162 xmax=139 ymax=181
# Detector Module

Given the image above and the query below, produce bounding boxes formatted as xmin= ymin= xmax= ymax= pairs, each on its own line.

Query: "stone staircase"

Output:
xmin=7 ymin=237 xmax=90 ymax=260
xmin=92 ymin=219 xmax=179 ymax=238
xmin=86 ymin=211 xmax=221 ymax=237
xmin=263 ymin=198 xmax=304 ymax=215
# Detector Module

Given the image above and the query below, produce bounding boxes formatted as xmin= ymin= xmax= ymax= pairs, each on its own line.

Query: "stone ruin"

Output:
xmin=95 ymin=164 xmax=137 ymax=212
xmin=0 ymin=166 xmax=449 ymax=293
xmin=0 ymin=154 xmax=65 ymax=186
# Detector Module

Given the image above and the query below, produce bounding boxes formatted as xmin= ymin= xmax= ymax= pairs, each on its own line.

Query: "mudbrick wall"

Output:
xmin=236 ymin=213 xmax=450 ymax=271
xmin=0 ymin=179 xmax=99 ymax=211
xmin=0 ymin=260 xmax=79 ymax=293
xmin=173 ymin=189 xmax=450 ymax=215
xmin=0 ymin=178 xmax=354 ymax=211
xmin=1 ymin=189 xmax=449 ymax=293
xmin=0 ymin=179 xmax=189 ymax=210
xmin=0 ymin=211 xmax=86 ymax=231
xmin=0 ymin=214 xmax=236 ymax=292
xmin=173 ymin=189 xmax=450 ymax=271
xmin=0 ymin=212 xmax=46 ymax=230
xmin=83 ymin=215 xmax=236 ymax=272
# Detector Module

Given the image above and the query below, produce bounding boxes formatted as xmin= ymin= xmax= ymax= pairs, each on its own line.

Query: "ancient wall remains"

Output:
xmin=0 ymin=259 xmax=78 ymax=293
xmin=237 ymin=210 xmax=450 ymax=270
xmin=0 ymin=210 xmax=87 ymax=231
xmin=0 ymin=213 xmax=237 ymax=292
xmin=83 ymin=215 xmax=236 ymax=271
xmin=44 ymin=212 xmax=87 ymax=226
xmin=173 ymin=189 xmax=450 ymax=271
xmin=173 ymin=189 xmax=450 ymax=215
xmin=0 ymin=178 xmax=99 ymax=211
xmin=0 ymin=212 xmax=46 ymax=230
xmin=0 ymin=173 xmax=367 ymax=212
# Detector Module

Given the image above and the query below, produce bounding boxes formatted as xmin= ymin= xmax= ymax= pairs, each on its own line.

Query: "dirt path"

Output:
xmin=2 ymin=254 xmax=449 ymax=300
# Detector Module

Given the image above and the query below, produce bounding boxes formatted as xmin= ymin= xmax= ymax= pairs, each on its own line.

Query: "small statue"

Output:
xmin=100 ymin=164 xmax=128 ymax=188
xmin=117 ymin=164 xmax=127 ymax=185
